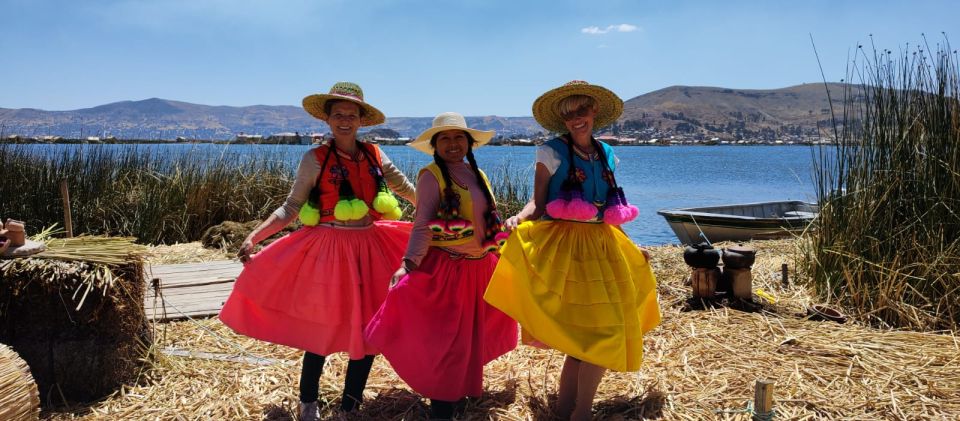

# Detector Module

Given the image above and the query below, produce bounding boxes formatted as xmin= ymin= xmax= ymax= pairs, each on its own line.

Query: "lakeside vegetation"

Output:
xmin=0 ymin=145 xmax=530 ymax=245
xmin=804 ymin=36 xmax=960 ymax=331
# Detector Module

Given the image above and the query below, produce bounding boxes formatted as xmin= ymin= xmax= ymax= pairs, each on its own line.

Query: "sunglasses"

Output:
xmin=560 ymin=105 xmax=594 ymax=121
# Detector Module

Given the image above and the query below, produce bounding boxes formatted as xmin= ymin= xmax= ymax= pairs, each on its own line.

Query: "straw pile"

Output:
xmin=41 ymin=239 xmax=960 ymax=420
xmin=0 ymin=343 xmax=40 ymax=421
xmin=0 ymin=236 xmax=151 ymax=404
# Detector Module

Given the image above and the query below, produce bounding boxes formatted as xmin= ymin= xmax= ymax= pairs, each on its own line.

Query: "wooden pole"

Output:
xmin=781 ymin=263 xmax=789 ymax=286
xmin=753 ymin=379 xmax=775 ymax=420
xmin=59 ymin=180 xmax=73 ymax=238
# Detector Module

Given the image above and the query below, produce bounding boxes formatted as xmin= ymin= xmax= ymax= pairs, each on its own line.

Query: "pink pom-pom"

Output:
xmin=546 ymin=198 xmax=569 ymax=219
xmin=568 ymin=197 xmax=600 ymax=220
xmin=603 ymin=204 xmax=640 ymax=225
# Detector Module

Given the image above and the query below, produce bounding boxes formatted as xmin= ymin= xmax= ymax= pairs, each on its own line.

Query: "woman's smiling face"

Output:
xmin=324 ymin=101 xmax=362 ymax=139
xmin=433 ymin=130 xmax=471 ymax=163
xmin=562 ymin=103 xmax=597 ymax=138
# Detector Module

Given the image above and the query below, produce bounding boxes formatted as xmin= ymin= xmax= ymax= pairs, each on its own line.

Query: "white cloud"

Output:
xmin=581 ymin=24 xmax=639 ymax=35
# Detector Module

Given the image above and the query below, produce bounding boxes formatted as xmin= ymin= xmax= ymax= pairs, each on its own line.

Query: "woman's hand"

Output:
xmin=389 ymin=266 xmax=408 ymax=288
xmin=505 ymin=215 xmax=523 ymax=231
xmin=505 ymin=206 xmax=543 ymax=231
xmin=237 ymin=236 xmax=257 ymax=264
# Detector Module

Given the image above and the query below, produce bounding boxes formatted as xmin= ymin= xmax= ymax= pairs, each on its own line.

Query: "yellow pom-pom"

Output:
xmin=334 ymin=200 xmax=354 ymax=221
xmin=383 ymin=207 xmax=403 ymax=220
xmin=349 ymin=199 xmax=369 ymax=219
xmin=373 ymin=192 xmax=399 ymax=213
xmin=299 ymin=202 xmax=321 ymax=226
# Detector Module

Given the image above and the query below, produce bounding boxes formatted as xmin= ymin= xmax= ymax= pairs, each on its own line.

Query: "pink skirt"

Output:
xmin=219 ymin=221 xmax=412 ymax=359
xmin=363 ymin=248 xmax=518 ymax=401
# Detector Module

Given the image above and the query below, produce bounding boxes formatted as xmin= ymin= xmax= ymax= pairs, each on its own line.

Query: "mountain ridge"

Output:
xmin=1 ymin=83 xmax=849 ymax=140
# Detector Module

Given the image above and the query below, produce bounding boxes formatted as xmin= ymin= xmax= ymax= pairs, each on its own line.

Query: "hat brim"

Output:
xmin=407 ymin=126 xmax=495 ymax=155
xmin=532 ymin=83 xmax=623 ymax=133
xmin=302 ymin=93 xmax=386 ymax=127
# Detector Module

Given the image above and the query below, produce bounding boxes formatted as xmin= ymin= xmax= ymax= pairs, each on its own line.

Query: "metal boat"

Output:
xmin=657 ymin=200 xmax=817 ymax=244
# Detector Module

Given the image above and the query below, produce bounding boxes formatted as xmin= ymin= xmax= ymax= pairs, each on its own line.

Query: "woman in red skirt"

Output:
xmin=364 ymin=112 xmax=518 ymax=419
xmin=218 ymin=82 xmax=416 ymax=421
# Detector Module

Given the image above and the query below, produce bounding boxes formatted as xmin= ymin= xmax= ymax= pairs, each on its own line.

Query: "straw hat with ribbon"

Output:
xmin=302 ymin=82 xmax=385 ymax=126
xmin=532 ymin=80 xmax=623 ymax=133
xmin=407 ymin=112 xmax=495 ymax=155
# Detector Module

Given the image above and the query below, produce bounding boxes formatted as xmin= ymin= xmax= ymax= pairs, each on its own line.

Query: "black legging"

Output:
xmin=430 ymin=398 xmax=467 ymax=419
xmin=299 ymin=352 xmax=376 ymax=412
xmin=430 ymin=399 xmax=455 ymax=419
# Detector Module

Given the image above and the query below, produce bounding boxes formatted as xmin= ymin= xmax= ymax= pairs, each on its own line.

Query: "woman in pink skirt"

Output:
xmin=218 ymin=82 xmax=416 ymax=421
xmin=364 ymin=112 xmax=518 ymax=419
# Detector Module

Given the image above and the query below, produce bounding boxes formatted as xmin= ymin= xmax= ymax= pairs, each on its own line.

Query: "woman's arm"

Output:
xmin=237 ymin=150 xmax=316 ymax=262
xmin=390 ymin=170 xmax=439 ymax=286
xmin=505 ymin=162 xmax=551 ymax=230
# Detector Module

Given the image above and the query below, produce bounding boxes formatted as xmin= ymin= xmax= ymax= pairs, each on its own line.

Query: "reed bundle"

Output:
xmin=0 ymin=343 xmax=40 ymax=421
xmin=0 ymin=236 xmax=151 ymax=404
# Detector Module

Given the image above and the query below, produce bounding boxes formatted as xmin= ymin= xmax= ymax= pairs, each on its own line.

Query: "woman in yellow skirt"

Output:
xmin=483 ymin=80 xmax=661 ymax=421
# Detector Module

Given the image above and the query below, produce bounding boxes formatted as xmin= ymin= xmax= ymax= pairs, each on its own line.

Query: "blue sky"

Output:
xmin=1 ymin=0 xmax=956 ymax=116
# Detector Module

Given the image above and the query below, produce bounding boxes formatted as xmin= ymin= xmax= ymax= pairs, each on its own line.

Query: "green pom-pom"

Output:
xmin=334 ymin=200 xmax=354 ymax=220
xmin=299 ymin=202 xmax=321 ymax=226
xmin=383 ymin=207 xmax=403 ymax=220
xmin=373 ymin=192 xmax=399 ymax=213
xmin=350 ymin=198 xmax=369 ymax=219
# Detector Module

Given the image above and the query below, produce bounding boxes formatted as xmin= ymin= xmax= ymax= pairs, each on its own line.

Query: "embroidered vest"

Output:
xmin=421 ymin=162 xmax=494 ymax=247
xmin=544 ymin=137 xmax=617 ymax=219
xmin=311 ymin=142 xmax=384 ymax=223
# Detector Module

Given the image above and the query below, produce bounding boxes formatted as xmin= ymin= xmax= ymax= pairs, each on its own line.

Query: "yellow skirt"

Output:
xmin=483 ymin=220 xmax=660 ymax=372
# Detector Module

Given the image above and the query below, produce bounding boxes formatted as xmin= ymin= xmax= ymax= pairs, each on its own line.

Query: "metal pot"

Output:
xmin=722 ymin=244 xmax=756 ymax=269
xmin=683 ymin=242 xmax=720 ymax=268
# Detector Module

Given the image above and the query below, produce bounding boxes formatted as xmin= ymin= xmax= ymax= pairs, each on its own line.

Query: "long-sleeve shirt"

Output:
xmin=404 ymin=161 xmax=490 ymax=266
xmin=271 ymin=147 xmax=416 ymax=227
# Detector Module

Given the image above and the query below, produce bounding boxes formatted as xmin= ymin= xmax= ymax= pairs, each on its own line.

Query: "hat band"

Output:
xmin=329 ymin=92 xmax=364 ymax=102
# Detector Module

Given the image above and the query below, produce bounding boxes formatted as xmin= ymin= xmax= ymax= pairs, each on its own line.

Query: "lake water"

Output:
xmin=16 ymin=143 xmax=822 ymax=245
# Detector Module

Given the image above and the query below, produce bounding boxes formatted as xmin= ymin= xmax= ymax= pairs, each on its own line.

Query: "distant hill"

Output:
xmin=617 ymin=83 xmax=850 ymax=139
xmin=0 ymin=83 xmax=851 ymax=140
xmin=0 ymin=98 xmax=540 ymax=140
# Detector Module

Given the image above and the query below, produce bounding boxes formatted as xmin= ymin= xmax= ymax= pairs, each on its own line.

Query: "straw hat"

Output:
xmin=532 ymin=80 xmax=623 ymax=133
xmin=302 ymin=82 xmax=385 ymax=126
xmin=407 ymin=112 xmax=495 ymax=155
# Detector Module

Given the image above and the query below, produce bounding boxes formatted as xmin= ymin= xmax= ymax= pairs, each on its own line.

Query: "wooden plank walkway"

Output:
xmin=144 ymin=260 xmax=242 ymax=321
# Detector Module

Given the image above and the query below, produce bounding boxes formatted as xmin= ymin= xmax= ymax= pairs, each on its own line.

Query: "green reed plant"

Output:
xmin=805 ymin=35 xmax=960 ymax=331
xmin=0 ymin=145 xmax=293 ymax=244
xmin=1 ymin=145 xmax=532 ymax=245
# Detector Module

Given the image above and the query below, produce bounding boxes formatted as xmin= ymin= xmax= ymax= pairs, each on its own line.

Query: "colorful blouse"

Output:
xmin=404 ymin=161 xmax=492 ymax=266
xmin=538 ymin=136 xmax=617 ymax=220
xmin=272 ymin=142 xmax=416 ymax=226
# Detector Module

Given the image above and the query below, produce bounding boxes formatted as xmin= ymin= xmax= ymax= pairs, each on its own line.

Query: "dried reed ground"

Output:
xmin=43 ymin=239 xmax=959 ymax=420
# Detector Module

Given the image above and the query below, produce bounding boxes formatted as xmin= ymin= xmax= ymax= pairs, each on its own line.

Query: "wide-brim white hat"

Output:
xmin=302 ymin=81 xmax=385 ymax=126
xmin=407 ymin=112 xmax=495 ymax=155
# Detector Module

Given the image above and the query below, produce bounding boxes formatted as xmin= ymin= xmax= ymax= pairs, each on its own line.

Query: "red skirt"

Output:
xmin=363 ymin=248 xmax=518 ymax=401
xmin=219 ymin=221 xmax=411 ymax=359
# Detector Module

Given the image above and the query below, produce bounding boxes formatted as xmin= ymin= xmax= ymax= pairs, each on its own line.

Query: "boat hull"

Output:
xmin=657 ymin=201 xmax=816 ymax=244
